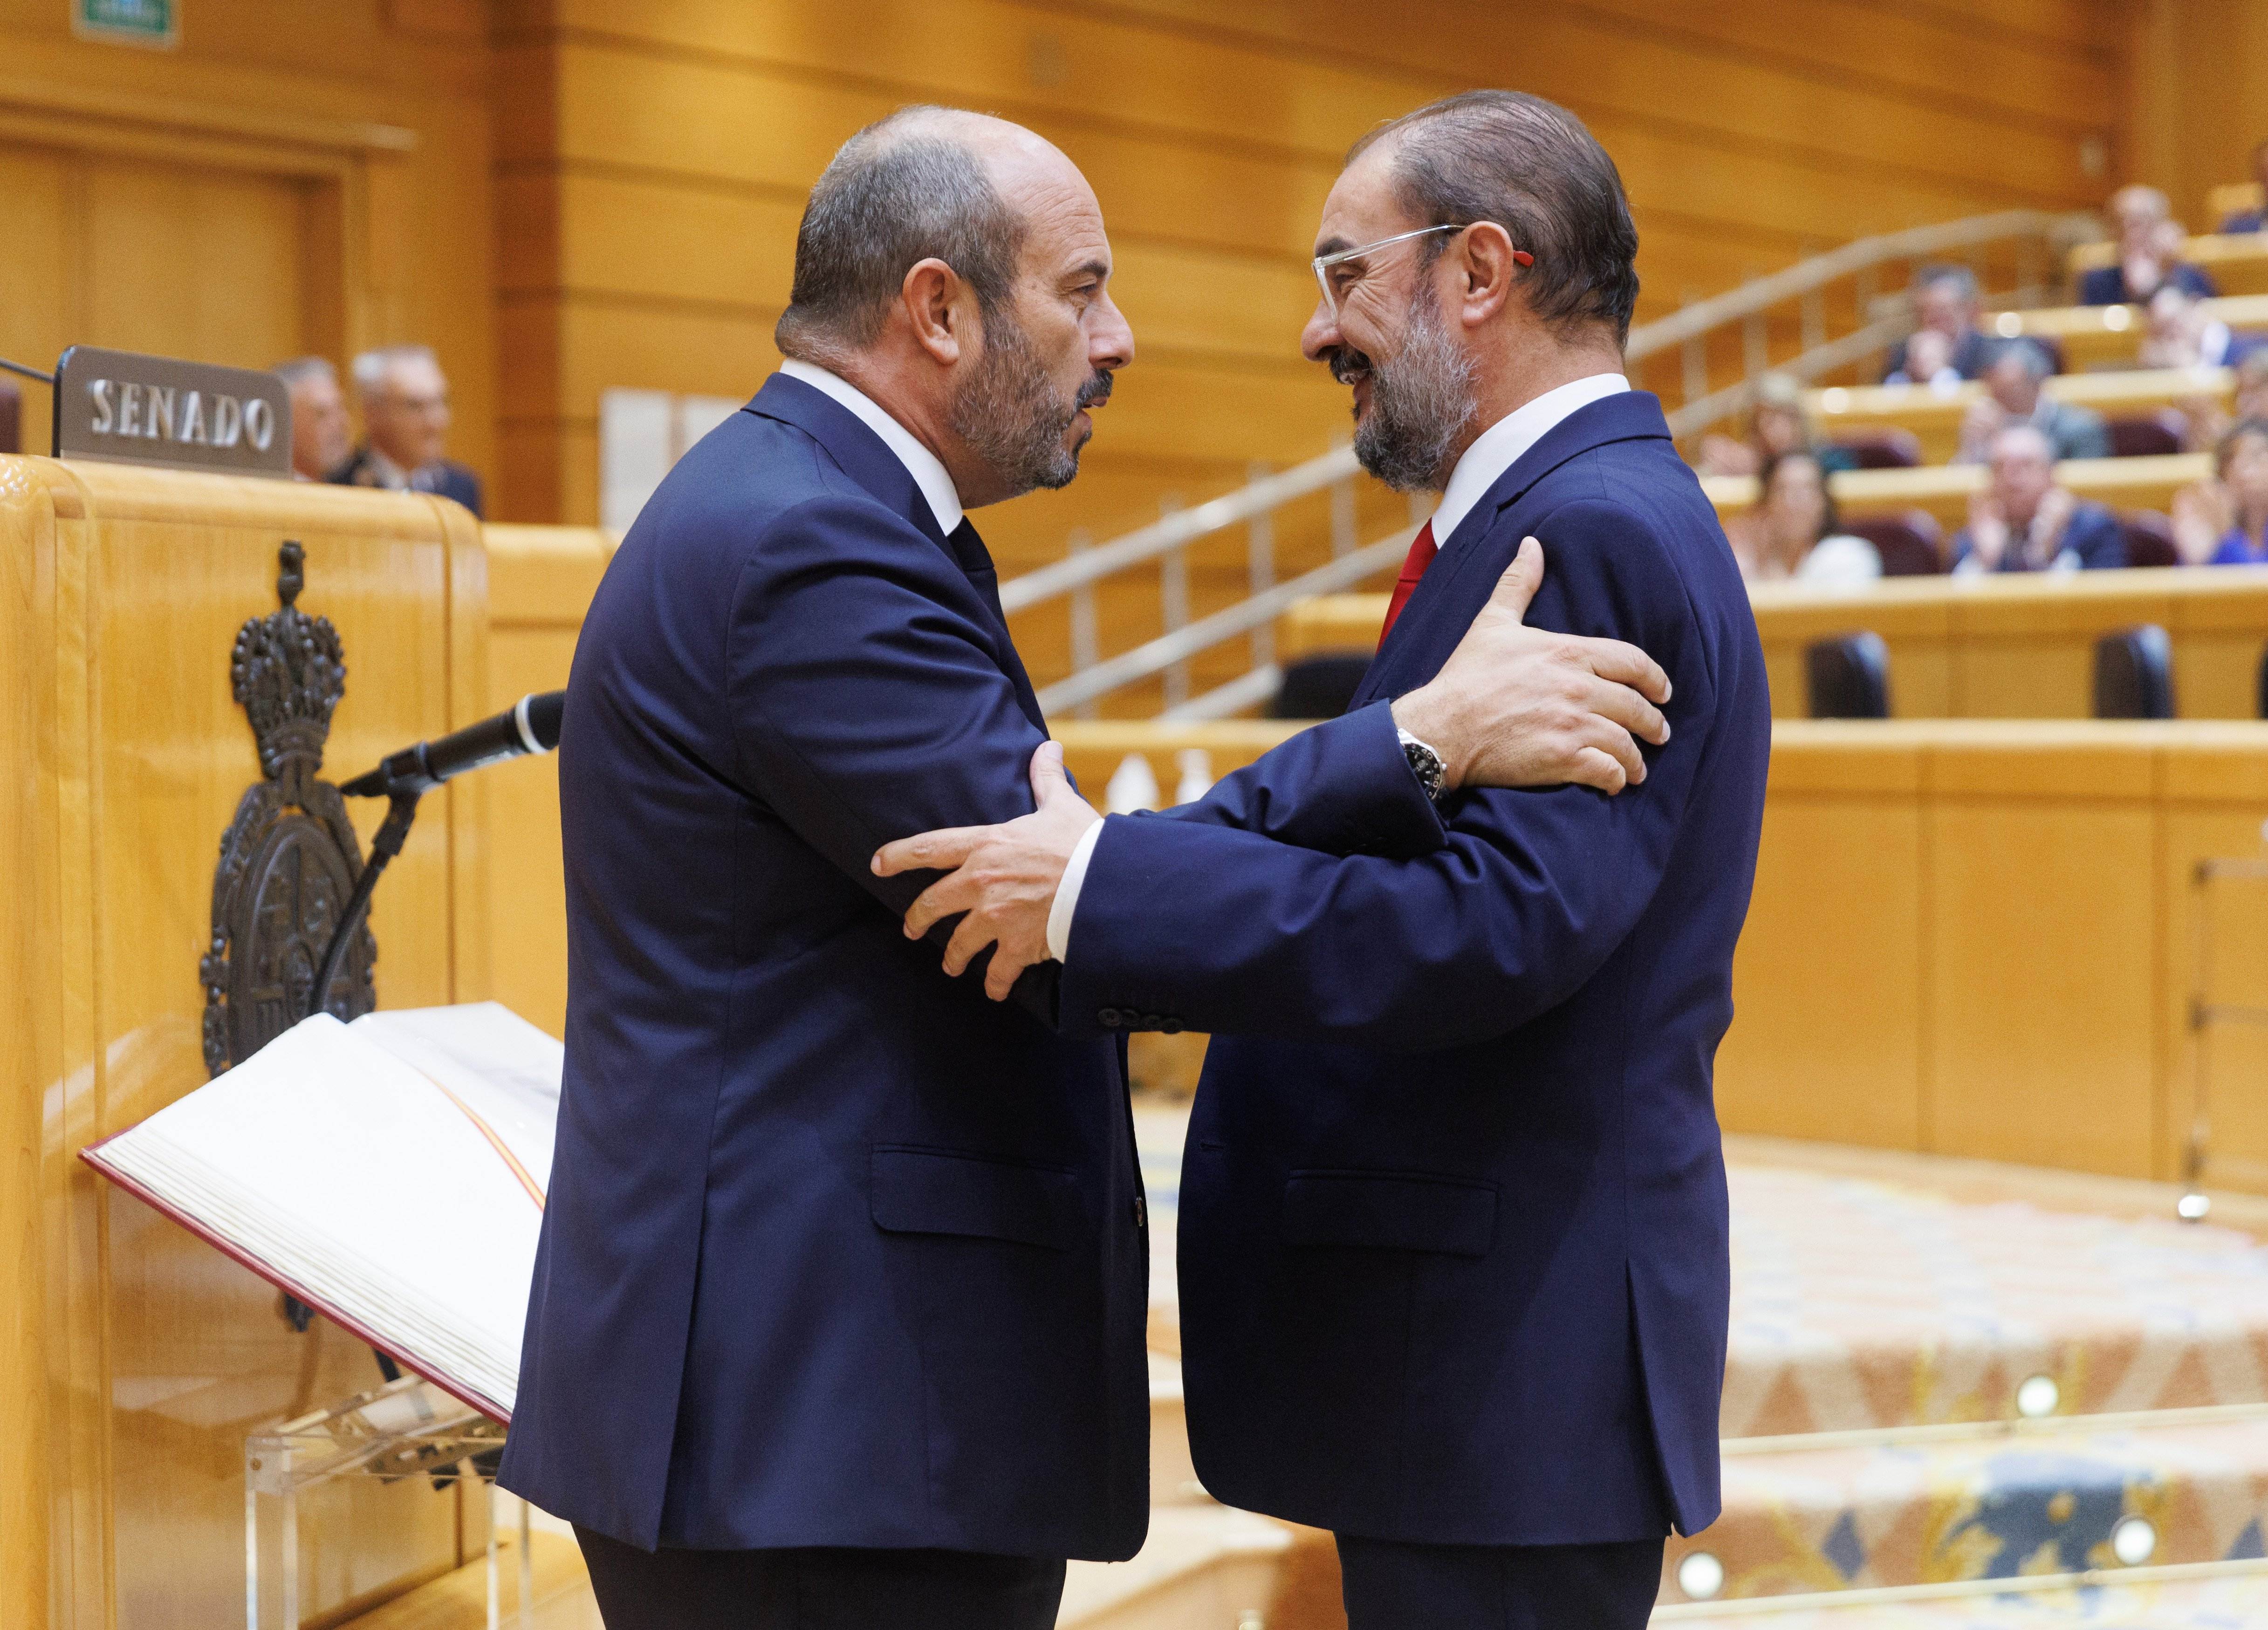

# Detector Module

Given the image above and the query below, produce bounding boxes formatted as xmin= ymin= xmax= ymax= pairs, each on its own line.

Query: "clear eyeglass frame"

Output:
xmin=1310 ymin=224 xmax=1532 ymax=318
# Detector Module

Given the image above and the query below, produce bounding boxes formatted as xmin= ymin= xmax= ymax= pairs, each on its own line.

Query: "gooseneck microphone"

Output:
xmin=308 ymin=691 xmax=567 ymax=1022
xmin=342 ymin=689 xmax=565 ymax=799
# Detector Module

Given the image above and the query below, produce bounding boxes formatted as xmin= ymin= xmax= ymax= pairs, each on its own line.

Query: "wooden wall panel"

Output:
xmin=492 ymin=0 xmax=2134 ymax=712
xmin=0 ymin=8 xmax=495 ymax=485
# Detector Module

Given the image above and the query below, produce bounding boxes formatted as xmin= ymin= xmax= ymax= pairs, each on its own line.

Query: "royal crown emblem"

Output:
xmin=202 ymin=543 xmax=375 ymax=1076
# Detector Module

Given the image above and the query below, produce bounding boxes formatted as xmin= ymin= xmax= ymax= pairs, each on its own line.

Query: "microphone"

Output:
xmin=342 ymin=691 xmax=565 ymax=799
xmin=309 ymin=691 xmax=567 ymax=1026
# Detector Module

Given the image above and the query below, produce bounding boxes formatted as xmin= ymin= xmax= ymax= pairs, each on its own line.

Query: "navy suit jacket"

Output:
xmin=1950 ymin=499 xmax=2127 ymax=572
xmin=498 ymin=373 xmax=1433 ymax=1557
xmin=2077 ymin=262 xmax=2218 ymax=306
xmin=1059 ymin=391 xmax=1773 ymax=1544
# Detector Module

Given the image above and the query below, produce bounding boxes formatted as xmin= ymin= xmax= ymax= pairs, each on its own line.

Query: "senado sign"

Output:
xmin=53 ymin=346 xmax=293 ymax=479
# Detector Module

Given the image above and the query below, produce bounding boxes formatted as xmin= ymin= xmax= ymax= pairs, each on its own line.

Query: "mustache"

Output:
xmin=1326 ymin=345 xmax=1374 ymax=385
xmin=1075 ymin=370 xmax=1114 ymax=410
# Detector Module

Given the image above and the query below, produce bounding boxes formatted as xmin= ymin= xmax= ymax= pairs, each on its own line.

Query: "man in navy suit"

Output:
xmin=502 ymin=104 xmax=1677 ymax=1629
xmin=882 ymin=91 xmax=1772 ymax=1626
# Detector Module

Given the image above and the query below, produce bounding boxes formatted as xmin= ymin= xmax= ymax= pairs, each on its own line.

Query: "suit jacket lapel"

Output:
xmin=1352 ymin=392 xmax=1678 ymax=708
xmin=747 ymin=374 xmax=1047 ymax=731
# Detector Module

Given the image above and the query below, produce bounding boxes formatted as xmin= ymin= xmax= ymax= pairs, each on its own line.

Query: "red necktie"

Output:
xmin=1378 ymin=520 xmax=1438 ymax=647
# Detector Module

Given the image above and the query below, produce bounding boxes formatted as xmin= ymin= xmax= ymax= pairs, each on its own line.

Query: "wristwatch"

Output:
xmin=1397 ymin=727 xmax=1447 ymax=802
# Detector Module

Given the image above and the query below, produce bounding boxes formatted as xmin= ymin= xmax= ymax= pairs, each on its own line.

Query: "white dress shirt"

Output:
xmin=1045 ymin=371 xmax=1631 ymax=962
xmin=779 ymin=359 xmax=964 ymax=536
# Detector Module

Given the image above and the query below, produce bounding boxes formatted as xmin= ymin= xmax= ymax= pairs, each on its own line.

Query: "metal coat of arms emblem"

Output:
xmin=200 ymin=541 xmax=374 ymax=1076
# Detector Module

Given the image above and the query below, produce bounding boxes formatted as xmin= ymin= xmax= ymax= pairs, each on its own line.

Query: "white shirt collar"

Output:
xmin=779 ymin=359 xmax=965 ymax=536
xmin=1428 ymin=373 xmax=1629 ymax=545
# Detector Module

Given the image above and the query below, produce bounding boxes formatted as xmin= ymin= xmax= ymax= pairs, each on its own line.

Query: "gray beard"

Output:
xmin=949 ymin=315 xmax=1084 ymax=497
xmin=1351 ymin=288 xmax=1479 ymax=493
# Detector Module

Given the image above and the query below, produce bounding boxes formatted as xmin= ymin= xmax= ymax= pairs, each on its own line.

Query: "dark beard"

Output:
xmin=1334 ymin=284 xmax=1478 ymax=493
xmin=949 ymin=313 xmax=1113 ymax=497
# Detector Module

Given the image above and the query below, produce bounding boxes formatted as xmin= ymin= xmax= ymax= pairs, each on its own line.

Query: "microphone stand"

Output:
xmin=307 ymin=791 xmax=421 ymax=1026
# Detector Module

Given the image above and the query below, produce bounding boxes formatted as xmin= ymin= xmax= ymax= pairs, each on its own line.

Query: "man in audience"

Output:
xmin=879 ymin=90 xmax=1771 ymax=1629
xmin=1952 ymin=424 xmax=2126 ymax=573
xmin=331 ymin=344 xmax=483 ymax=516
xmin=2219 ymin=139 xmax=2268 ymax=235
xmin=505 ymin=103 xmax=1679 ymax=1630
xmin=273 ymin=356 xmax=351 ymax=482
xmin=1954 ymin=340 xmax=2108 ymax=465
xmin=1881 ymin=264 xmax=1992 ymax=383
xmin=2140 ymin=284 xmax=2261 ymax=371
xmin=2080 ymin=187 xmax=2217 ymax=306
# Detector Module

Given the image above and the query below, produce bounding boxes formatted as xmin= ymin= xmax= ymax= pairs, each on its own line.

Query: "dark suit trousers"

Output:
xmin=1336 ymin=1532 xmax=1663 ymax=1629
xmin=575 ymin=1527 xmax=1066 ymax=1630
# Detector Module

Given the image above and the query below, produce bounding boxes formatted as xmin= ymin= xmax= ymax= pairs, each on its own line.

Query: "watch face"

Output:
xmin=1405 ymin=740 xmax=1445 ymax=796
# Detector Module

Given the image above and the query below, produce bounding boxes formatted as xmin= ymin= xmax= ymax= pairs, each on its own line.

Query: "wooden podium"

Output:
xmin=0 ymin=456 xmax=492 ymax=1630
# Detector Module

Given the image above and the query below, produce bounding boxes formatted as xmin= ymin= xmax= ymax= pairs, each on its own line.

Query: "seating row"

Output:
xmin=1282 ymin=566 xmax=2268 ymax=720
xmin=2066 ymin=229 xmax=2268 ymax=296
xmin=1805 ymin=363 xmax=2237 ymax=464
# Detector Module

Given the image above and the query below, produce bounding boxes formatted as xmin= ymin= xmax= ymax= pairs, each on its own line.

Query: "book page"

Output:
xmin=89 ymin=1009 xmax=561 ymax=1416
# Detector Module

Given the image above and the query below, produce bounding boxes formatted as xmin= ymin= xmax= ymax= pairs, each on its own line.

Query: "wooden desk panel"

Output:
xmin=1993 ymin=294 xmax=2268 ymax=370
xmin=0 ymin=457 xmax=489 ymax=1630
xmin=1807 ymin=368 xmax=2234 ymax=464
xmin=482 ymin=527 xmax=617 ymax=1039
xmin=1279 ymin=568 xmax=2268 ymax=724
xmin=2067 ymin=232 xmax=2268 ymax=297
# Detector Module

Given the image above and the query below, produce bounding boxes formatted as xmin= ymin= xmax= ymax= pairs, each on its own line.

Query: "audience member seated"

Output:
xmin=1881 ymin=264 xmax=1992 ymax=383
xmin=1954 ymin=340 xmax=2110 ymax=465
xmin=2240 ymin=351 xmax=2268 ymax=423
xmin=2173 ymin=419 xmax=2268 ymax=565
xmin=273 ymin=356 xmax=353 ymax=483
xmin=1951 ymin=424 xmax=2128 ymax=574
xmin=1696 ymin=372 xmax=1858 ymax=479
xmin=331 ymin=344 xmax=483 ymax=517
xmin=2080 ymin=187 xmax=2218 ymax=306
xmin=2220 ymin=140 xmax=2268 ymax=235
xmin=1731 ymin=450 xmax=1881 ymax=587
xmin=2139 ymin=284 xmax=2262 ymax=371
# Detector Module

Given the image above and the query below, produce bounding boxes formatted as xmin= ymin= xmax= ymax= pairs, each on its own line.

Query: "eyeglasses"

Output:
xmin=1311 ymin=224 xmax=1533 ymax=318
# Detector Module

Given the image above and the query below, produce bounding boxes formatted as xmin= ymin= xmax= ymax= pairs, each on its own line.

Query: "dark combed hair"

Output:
xmin=775 ymin=108 xmax=1025 ymax=357
xmin=1349 ymin=90 xmax=1640 ymax=345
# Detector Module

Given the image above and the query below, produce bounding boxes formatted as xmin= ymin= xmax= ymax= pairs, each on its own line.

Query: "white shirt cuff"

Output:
xmin=1047 ymin=817 xmax=1107 ymax=964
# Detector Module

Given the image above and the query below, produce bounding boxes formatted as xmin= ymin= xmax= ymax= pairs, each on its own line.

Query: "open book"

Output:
xmin=82 ymin=1003 xmax=561 ymax=1422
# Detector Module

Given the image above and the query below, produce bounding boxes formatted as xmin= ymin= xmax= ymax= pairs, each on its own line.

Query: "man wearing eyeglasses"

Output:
xmin=880 ymin=90 xmax=1771 ymax=1626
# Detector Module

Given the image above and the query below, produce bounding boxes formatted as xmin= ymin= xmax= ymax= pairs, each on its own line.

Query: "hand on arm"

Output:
xmin=872 ymin=743 xmax=1099 ymax=1000
xmin=1391 ymin=536 xmax=1671 ymax=797
xmin=877 ymin=533 xmax=1678 ymax=1001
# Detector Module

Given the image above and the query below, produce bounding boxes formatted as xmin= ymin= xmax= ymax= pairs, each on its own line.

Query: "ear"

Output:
xmin=1455 ymin=221 xmax=1524 ymax=328
xmin=900 ymin=258 xmax=972 ymax=367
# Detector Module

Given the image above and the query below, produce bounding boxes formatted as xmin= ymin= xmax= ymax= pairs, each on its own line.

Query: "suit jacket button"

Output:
xmin=1141 ymin=1014 xmax=1163 ymax=1030
xmin=1098 ymin=1007 xmax=1123 ymax=1027
xmin=1160 ymin=1018 xmax=1183 ymax=1034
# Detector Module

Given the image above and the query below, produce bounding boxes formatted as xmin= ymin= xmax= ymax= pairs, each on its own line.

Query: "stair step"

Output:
xmin=1724 ymin=1165 xmax=2268 ymax=1435
xmin=1663 ymin=1409 xmax=2268 ymax=1607
xmin=1653 ymin=1561 xmax=2268 ymax=1626
xmin=1059 ymin=1505 xmax=1293 ymax=1630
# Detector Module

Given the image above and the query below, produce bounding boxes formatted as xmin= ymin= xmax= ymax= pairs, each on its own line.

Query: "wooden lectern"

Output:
xmin=0 ymin=455 xmax=492 ymax=1629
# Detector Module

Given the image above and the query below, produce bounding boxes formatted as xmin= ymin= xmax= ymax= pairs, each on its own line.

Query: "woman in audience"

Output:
xmin=1697 ymin=373 xmax=1857 ymax=478
xmin=2175 ymin=420 xmax=2268 ymax=565
xmin=1733 ymin=449 xmax=1881 ymax=586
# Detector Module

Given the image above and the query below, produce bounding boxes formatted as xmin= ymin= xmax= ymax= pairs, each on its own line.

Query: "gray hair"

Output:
xmin=1912 ymin=263 xmax=1979 ymax=303
xmin=1348 ymin=91 xmax=1640 ymax=345
xmin=272 ymin=356 xmax=337 ymax=389
xmin=775 ymin=108 xmax=1025 ymax=359
xmin=1989 ymin=337 xmax=2053 ymax=381
xmin=350 ymin=344 xmax=440 ymax=398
